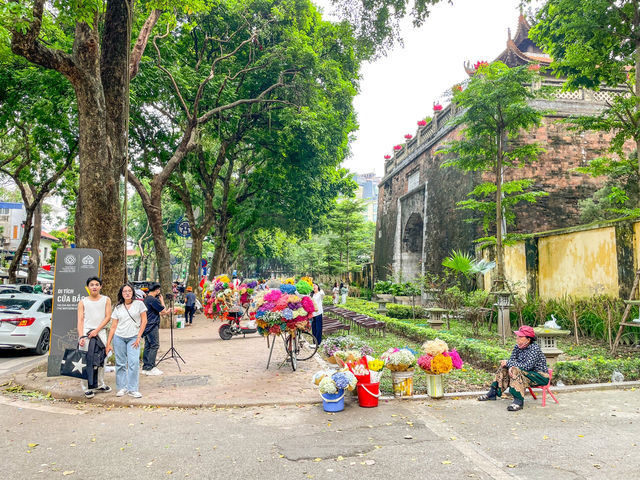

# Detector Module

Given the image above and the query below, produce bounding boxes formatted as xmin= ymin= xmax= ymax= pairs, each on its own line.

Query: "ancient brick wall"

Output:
xmin=375 ymin=104 xmax=619 ymax=281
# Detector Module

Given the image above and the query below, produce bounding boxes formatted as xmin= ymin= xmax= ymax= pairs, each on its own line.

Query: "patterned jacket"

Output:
xmin=506 ymin=342 xmax=548 ymax=372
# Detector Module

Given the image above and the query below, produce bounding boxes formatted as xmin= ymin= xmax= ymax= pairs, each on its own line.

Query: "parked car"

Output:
xmin=0 ymin=284 xmax=34 ymax=294
xmin=0 ymin=287 xmax=23 ymax=295
xmin=0 ymin=294 xmax=53 ymax=355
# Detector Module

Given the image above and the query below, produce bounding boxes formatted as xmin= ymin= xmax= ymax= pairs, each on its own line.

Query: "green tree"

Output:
xmin=440 ymin=62 xmax=545 ymax=282
xmin=531 ymin=0 xmax=640 ymax=215
xmin=327 ymin=198 xmax=373 ymax=273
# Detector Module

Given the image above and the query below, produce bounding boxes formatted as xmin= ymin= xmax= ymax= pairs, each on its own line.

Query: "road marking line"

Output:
xmin=416 ymin=411 xmax=521 ymax=480
xmin=0 ymin=395 xmax=86 ymax=415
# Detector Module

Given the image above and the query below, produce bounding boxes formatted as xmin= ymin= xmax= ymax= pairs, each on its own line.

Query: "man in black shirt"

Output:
xmin=142 ymin=283 xmax=168 ymax=376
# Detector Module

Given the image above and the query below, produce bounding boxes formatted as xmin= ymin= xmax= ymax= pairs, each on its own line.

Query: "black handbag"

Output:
xmin=60 ymin=336 xmax=89 ymax=380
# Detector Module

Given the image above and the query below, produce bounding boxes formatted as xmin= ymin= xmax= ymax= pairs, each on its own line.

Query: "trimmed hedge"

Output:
xmin=342 ymin=298 xmax=640 ymax=385
xmin=386 ymin=304 xmax=429 ymax=319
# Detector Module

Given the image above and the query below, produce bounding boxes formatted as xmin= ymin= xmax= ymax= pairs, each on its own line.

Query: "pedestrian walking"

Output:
xmin=107 ymin=283 xmax=148 ymax=398
xmin=311 ymin=283 xmax=325 ymax=345
xmin=77 ymin=276 xmax=112 ymax=399
xmin=141 ymin=283 xmax=168 ymax=376
xmin=184 ymin=286 xmax=196 ymax=325
xmin=340 ymin=282 xmax=348 ymax=304
xmin=332 ymin=282 xmax=339 ymax=306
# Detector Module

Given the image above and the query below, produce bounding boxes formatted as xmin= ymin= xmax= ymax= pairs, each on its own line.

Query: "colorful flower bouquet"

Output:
xmin=252 ymin=287 xmax=315 ymax=336
xmin=239 ymin=280 xmax=257 ymax=305
xmin=417 ymin=338 xmax=463 ymax=375
xmin=367 ymin=358 xmax=385 ymax=383
xmin=313 ymin=370 xmax=358 ymax=394
xmin=321 ymin=336 xmax=373 ymax=364
xmin=381 ymin=348 xmax=416 ymax=372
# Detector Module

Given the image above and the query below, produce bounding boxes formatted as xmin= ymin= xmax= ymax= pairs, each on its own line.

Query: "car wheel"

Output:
xmin=33 ymin=328 xmax=50 ymax=355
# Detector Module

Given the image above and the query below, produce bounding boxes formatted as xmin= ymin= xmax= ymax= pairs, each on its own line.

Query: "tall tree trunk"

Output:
xmin=8 ymin=208 xmax=34 ymax=283
xmin=27 ymin=201 xmax=42 ymax=284
xmin=187 ymin=233 xmax=204 ymax=290
xmin=211 ymin=231 xmax=228 ymax=278
xmin=144 ymin=199 xmax=172 ymax=293
xmin=495 ymin=130 xmax=504 ymax=284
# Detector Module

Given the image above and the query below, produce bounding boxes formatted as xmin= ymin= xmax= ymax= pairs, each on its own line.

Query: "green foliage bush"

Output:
xmin=386 ymin=304 xmax=428 ymax=319
xmin=344 ymin=298 xmax=640 ymax=384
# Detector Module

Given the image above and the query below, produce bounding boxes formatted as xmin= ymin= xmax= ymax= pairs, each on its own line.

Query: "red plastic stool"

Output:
xmin=528 ymin=368 xmax=559 ymax=407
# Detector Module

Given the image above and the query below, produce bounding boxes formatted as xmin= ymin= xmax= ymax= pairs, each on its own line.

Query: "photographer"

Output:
xmin=141 ymin=283 xmax=169 ymax=376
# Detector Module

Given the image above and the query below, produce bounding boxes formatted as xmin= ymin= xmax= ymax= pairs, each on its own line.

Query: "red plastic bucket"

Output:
xmin=354 ymin=373 xmax=371 ymax=384
xmin=357 ymin=382 xmax=380 ymax=408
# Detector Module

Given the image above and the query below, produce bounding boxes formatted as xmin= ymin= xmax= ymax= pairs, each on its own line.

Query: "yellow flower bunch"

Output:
xmin=430 ymin=353 xmax=453 ymax=375
xmin=301 ymin=276 xmax=313 ymax=286
xmin=284 ymin=277 xmax=295 ymax=285
xmin=217 ymin=275 xmax=230 ymax=284
xmin=368 ymin=359 xmax=385 ymax=372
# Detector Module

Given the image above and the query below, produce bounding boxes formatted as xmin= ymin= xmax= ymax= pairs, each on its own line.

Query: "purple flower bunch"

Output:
xmin=331 ymin=372 xmax=350 ymax=390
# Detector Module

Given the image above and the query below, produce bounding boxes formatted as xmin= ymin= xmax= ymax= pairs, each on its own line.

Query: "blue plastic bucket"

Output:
xmin=321 ymin=389 xmax=345 ymax=412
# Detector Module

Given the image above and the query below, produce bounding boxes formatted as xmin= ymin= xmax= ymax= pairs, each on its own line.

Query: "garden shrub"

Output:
xmin=343 ymin=298 xmax=640 ymax=384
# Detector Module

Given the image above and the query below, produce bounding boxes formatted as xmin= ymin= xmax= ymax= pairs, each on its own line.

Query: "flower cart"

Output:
xmin=251 ymin=281 xmax=317 ymax=371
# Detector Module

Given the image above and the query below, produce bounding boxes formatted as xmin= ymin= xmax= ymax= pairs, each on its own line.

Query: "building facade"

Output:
xmin=374 ymin=15 xmax=623 ymax=282
xmin=354 ymin=172 xmax=380 ymax=223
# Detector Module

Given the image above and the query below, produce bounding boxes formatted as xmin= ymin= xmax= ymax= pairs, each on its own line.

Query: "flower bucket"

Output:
xmin=391 ymin=370 xmax=414 ymax=397
xmin=321 ymin=389 xmax=345 ymax=412
xmin=175 ymin=316 xmax=185 ymax=329
xmin=357 ymin=382 xmax=380 ymax=408
xmin=370 ymin=370 xmax=383 ymax=384
xmin=426 ymin=374 xmax=444 ymax=398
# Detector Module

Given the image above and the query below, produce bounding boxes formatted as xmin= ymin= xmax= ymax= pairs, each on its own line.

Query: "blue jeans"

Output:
xmin=142 ymin=324 xmax=160 ymax=371
xmin=113 ymin=335 xmax=140 ymax=393
xmin=185 ymin=305 xmax=195 ymax=324
xmin=312 ymin=314 xmax=323 ymax=345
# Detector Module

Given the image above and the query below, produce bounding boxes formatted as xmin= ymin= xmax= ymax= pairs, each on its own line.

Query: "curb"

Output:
xmin=10 ymin=366 xmax=640 ymax=409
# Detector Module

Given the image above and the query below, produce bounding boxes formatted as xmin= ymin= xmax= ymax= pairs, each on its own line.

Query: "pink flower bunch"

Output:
xmin=393 ymin=145 xmax=402 ymax=151
xmin=433 ymin=104 xmax=443 ymax=112
xmin=264 ymin=290 xmax=282 ymax=302
xmin=404 ymin=134 xmax=413 ymax=140
xmin=447 ymin=348 xmax=463 ymax=369
xmin=301 ymin=296 xmax=315 ymax=313
xmin=384 ymin=154 xmax=391 ymax=160
xmin=474 ymin=60 xmax=489 ymax=70
xmin=417 ymin=354 xmax=432 ymax=371
xmin=417 ymin=120 xmax=428 ymax=127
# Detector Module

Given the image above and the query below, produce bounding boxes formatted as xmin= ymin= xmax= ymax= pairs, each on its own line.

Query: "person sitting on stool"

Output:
xmin=477 ymin=325 xmax=548 ymax=411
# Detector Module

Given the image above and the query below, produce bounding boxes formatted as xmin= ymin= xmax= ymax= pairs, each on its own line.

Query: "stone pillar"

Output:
xmin=493 ymin=291 xmax=512 ymax=344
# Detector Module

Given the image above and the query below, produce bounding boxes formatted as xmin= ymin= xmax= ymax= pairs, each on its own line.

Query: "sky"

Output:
xmin=318 ymin=0 xmax=539 ymax=177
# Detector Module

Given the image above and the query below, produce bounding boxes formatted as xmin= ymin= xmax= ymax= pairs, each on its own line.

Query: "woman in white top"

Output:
xmin=107 ymin=283 xmax=147 ymax=398
xmin=311 ymin=283 xmax=325 ymax=345
xmin=332 ymin=282 xmax=339 ymax=306
xmin=77 ymin=276 xmax=112 ymax=398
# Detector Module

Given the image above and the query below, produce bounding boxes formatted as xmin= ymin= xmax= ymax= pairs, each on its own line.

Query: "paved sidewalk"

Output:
xmin=14 ymin=313 xmax=323 ymax=407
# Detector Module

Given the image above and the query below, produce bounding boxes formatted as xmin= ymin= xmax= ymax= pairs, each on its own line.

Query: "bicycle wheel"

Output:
xmin=295 ymin=331 xmax=318 ymax=361
xmin=284 ymin=333 xmax=297 ymax=371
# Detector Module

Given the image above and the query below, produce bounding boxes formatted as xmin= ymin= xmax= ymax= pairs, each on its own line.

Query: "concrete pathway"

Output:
xmin=14 ymin=313 xmax=323 ymax=407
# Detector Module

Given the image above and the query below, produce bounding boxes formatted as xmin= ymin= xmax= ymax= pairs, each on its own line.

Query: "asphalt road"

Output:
xmin=0 ymin=349 xmax=45 ymax=379
xmin=1 ymin=387 xmax=638 ymax=479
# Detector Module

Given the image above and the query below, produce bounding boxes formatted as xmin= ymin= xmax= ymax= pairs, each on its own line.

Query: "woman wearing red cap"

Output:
xmin=478 ymin=325 xmax=548 ymax=411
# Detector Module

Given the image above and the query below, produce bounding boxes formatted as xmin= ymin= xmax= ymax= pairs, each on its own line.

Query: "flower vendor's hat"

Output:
xmin=186 ymin=286 xmax=193 ymax=291
xmin=513 ymin=325 xmax=535 ymax=339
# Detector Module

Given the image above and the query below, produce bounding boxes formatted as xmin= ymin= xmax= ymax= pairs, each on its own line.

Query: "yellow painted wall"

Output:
xmin=504 ymin=243 xmax=527 ymax=297
xmin=538 ymin=227 xmax=618 ymax=299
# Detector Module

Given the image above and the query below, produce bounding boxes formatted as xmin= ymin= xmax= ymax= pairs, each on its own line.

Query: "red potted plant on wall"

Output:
xmin=417 ymin=120 xmax=428 ymax=127
xmin=404 ymin=134 xmax=413 ymax=140
xmin=384 ymin=154 xmax=391 ymax=160
xmin=433 ymin=103 xmax=443 ymax=112
xmin=474 ymin=60 xmax=489 ymax=70
xmin=393 ymin=144 xmax=402 ymax=151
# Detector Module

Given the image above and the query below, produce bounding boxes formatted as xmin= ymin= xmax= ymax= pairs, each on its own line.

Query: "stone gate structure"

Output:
xmin=374 ymin=15 xmax=626 ymax=281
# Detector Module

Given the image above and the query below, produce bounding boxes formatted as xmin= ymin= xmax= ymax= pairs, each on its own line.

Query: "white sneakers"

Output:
xmin=116 ymin=389 xmax=142 ymax=398
xmin=127 ymin=391 xmax=143 ymax=398
xmin=142 ymin=367 xmax=163 ymax=376
xmin=116 ymin=389 xmax=127 ymax=397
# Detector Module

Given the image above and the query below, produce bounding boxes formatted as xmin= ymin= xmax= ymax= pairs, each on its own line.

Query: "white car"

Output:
xmin=0 ymin=293 xmax=53 ymax=355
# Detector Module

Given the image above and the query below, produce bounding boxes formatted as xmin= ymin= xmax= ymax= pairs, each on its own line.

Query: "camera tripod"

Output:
xmin=156 ymin=293 xmax=185 ymax=371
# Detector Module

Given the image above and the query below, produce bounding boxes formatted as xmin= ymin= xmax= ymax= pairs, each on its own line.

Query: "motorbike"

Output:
xmin=218 ymin=306 xmax=258 ymax=340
